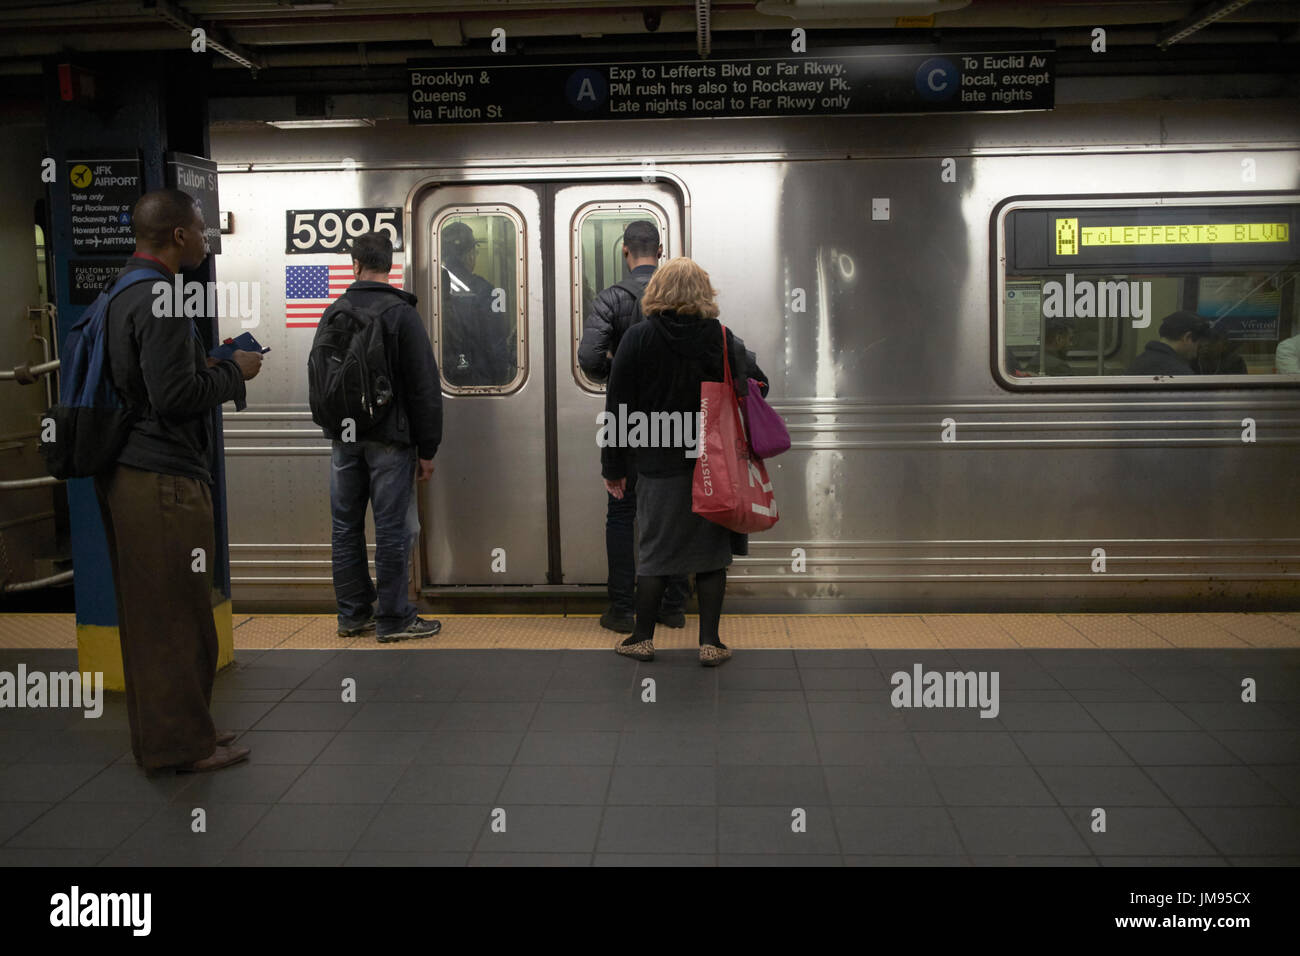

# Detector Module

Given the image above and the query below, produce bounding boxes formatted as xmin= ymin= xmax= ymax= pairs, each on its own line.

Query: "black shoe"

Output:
xmin=600 ymin=609 xmax=635 ymax=634
xmin=338 ymin=615 xmax=377 ymax=637
xmin=377 ymin=618 xmax=442 ymax=643
xmin=657 ymin=608 xmax=686 ymax=628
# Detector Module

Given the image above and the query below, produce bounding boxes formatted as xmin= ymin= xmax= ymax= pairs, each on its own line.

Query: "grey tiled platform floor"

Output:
xmin=1 ymin=648 xmax=1298 ymax=866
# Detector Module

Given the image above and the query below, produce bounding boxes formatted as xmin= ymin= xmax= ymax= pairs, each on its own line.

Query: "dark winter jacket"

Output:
xmin=577 ymin=264 xmax=656 ymax=382
xmin=318 ymin=281 xmax=443 ymax=459
xmin=104 ymin=255 xmax=246 ymax=484
xmin=602 ymin=311 xmax=768 ymax=480
xmin=1125 ymin=340 xmax=1193 ymax=376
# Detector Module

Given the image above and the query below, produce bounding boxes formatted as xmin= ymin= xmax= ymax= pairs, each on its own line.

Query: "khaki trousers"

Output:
xmin=94 ymin=464 xmax=218 ymax=769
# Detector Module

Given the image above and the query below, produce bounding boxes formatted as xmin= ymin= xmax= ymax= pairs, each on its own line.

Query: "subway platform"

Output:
xmin=0 ymin=612 xmax=1297 ymax=866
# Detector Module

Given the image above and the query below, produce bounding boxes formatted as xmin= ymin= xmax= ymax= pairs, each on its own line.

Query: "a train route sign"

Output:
xmin=407 ymin=44 xmax=1053 ymax=124
xmin=66 ymin=157 xmax=141 ymax=254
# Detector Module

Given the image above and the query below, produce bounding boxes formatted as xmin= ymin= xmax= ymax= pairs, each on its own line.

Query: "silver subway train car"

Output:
xmin=208 ymin=94 xmax=1300 ymax=612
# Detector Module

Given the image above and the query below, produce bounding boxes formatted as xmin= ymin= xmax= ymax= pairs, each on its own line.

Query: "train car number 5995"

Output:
xmin=285 ymin=207 xmax=403 ymax=254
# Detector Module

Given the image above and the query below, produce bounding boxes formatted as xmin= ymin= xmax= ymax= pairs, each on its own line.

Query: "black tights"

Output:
xmin=624 ymin=568 xmax=727 ymax=646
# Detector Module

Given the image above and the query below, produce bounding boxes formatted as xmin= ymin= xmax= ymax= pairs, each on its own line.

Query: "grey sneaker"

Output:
xmin=338 ymin=616 xmax=377 ymax=637
xmin=377 ymin=618 xmax=442 ymax=643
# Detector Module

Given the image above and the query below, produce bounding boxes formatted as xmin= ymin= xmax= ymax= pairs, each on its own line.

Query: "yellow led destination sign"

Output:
xmin=1054 ymin=218 xmax=1290 ymax=255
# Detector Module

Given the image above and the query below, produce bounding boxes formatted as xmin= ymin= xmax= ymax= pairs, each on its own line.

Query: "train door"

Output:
xmin=551 ymin=183 xmax=682 ymax=585
xmin=413 ymin=179 xmax=683 ymax=589
xmin=414 ymin=184 xmax=544 ymax=585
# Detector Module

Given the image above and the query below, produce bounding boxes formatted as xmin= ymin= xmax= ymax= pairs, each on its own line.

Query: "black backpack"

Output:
xmin=307 ymin=295 xmax=394 ymax=434
xmin=615 ymin=274 xmax=647 ymax=324
xmin=609 ymin=274 xmax=650 ymax=357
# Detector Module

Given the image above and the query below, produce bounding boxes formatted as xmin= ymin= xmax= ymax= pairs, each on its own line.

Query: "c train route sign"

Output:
xmin=407 ymin=44 xmax=1053 ymax=124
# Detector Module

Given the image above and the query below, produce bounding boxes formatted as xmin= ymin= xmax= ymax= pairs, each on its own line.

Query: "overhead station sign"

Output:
xmin=407 ymin=44 xmax=1054 ymax=124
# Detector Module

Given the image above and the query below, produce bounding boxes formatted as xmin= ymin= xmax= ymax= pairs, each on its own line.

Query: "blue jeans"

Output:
xmin=607 ymin=466 xmax=690 ymax=617
xmin=331 ymin=440 xmax=420 ymax=636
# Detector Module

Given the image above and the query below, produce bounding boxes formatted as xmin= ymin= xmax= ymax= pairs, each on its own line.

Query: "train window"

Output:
xmin=35 ymin=223 xmax=47 ymax=302
xmin=996 ymin=197 xmax=1300 ymax=385
xmin=432 ymin=206 xmax=525 ymax=394
xmin=571 ymin=202 xmax=669 ymax=392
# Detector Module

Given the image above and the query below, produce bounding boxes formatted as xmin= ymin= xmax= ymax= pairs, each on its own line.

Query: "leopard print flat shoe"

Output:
xmin=616 ymin=639 xmax=654 ymax=662
xmin=699 ymin=643 xmax=732 ymax=667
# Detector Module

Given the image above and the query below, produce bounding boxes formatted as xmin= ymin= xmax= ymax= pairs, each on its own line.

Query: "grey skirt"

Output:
xmin=636 ymin=471 xmax=733 ymax=576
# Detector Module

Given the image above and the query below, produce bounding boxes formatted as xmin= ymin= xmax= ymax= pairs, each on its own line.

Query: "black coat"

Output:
xmin=602 ymin=311 xmax=768 ymax=480
xmin=317 ymin=281 xmax=444 ymax=459
xmin=105 ymin=255 xmax=246 ymax=484
xmin=577 ymin=264 xmax=656 ymax=382
xmin=1125 ymin=340 xmax=1193 ymax=376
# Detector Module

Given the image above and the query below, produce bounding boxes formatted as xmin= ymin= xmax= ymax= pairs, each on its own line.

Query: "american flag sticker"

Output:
xmin=285 ymin=260 xmax=404 ymax=328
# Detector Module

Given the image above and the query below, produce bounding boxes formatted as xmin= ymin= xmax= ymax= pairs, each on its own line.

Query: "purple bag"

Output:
xmin=740 ymin=379 xmax=791 ymax=459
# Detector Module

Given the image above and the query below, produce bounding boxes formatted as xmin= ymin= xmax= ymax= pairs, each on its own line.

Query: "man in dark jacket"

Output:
xmin=578 ymin=221 xmax=688 ymax=633
xmin=97 ymin=188 xmax=261 ymax=773
xmin=320 ymin=232 xmax=443 ymax=642
xmin=1125 ymin=311 xmax=1210 ymax=375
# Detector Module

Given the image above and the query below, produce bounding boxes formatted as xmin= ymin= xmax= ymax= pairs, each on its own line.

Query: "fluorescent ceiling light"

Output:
xmin=266 ymin=118 xmax=375 ymax=129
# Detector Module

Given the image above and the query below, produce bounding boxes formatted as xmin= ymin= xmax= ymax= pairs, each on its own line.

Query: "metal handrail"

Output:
xmin=0 ymin=476 xmax=62 ymax=490
xmin=0 ymin=358 xmax=60 ymax=382
xmin=2 ymin=570 xmax=73 ymax=593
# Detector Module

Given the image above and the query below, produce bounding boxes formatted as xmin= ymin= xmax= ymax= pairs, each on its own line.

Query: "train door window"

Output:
xmin=35 ymin=223 xmax=48 ymax=302
xmin=432 ymin=206 xmax=525 ymax=393
xmin=996 ymin=197 xmax=1299 ymax=385
xmin=571 ymin=202 xmax=669 ymax=392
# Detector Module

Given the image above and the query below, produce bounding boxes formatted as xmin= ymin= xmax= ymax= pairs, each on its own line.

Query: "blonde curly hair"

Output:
xmin=641 ymin=257 xmax=720 ymax=319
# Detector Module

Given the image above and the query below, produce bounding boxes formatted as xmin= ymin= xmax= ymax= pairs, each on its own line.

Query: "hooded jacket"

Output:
xmin=602 ymin=310 xmax=768 ymax=480
xmin=317 ymin=280 xmax=443 ymax=458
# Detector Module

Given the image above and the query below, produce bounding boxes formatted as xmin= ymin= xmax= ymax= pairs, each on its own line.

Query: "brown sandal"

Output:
xmin=176 ymin=745 xmax=251 ymax=773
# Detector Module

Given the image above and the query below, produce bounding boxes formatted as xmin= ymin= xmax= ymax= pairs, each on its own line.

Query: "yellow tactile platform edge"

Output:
xmin=1 ymin=612 xmax=1297 ymax=650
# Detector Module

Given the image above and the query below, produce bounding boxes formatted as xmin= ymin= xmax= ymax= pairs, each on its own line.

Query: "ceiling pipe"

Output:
xmin=754 ymin=0 xmax=970 ymax=18
xmin=144 ymin=0 xmax=266 ymax=73
xmin=1158 ymin=0 xmax=1256 ymax=48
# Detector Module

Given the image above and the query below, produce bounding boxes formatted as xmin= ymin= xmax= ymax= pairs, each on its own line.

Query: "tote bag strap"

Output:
xmin=718 ymin=322 xmax=737 ymax=393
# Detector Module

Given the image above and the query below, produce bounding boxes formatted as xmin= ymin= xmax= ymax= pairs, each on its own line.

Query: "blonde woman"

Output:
xmin=601 ymin=258 xmax=769 ymax=666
